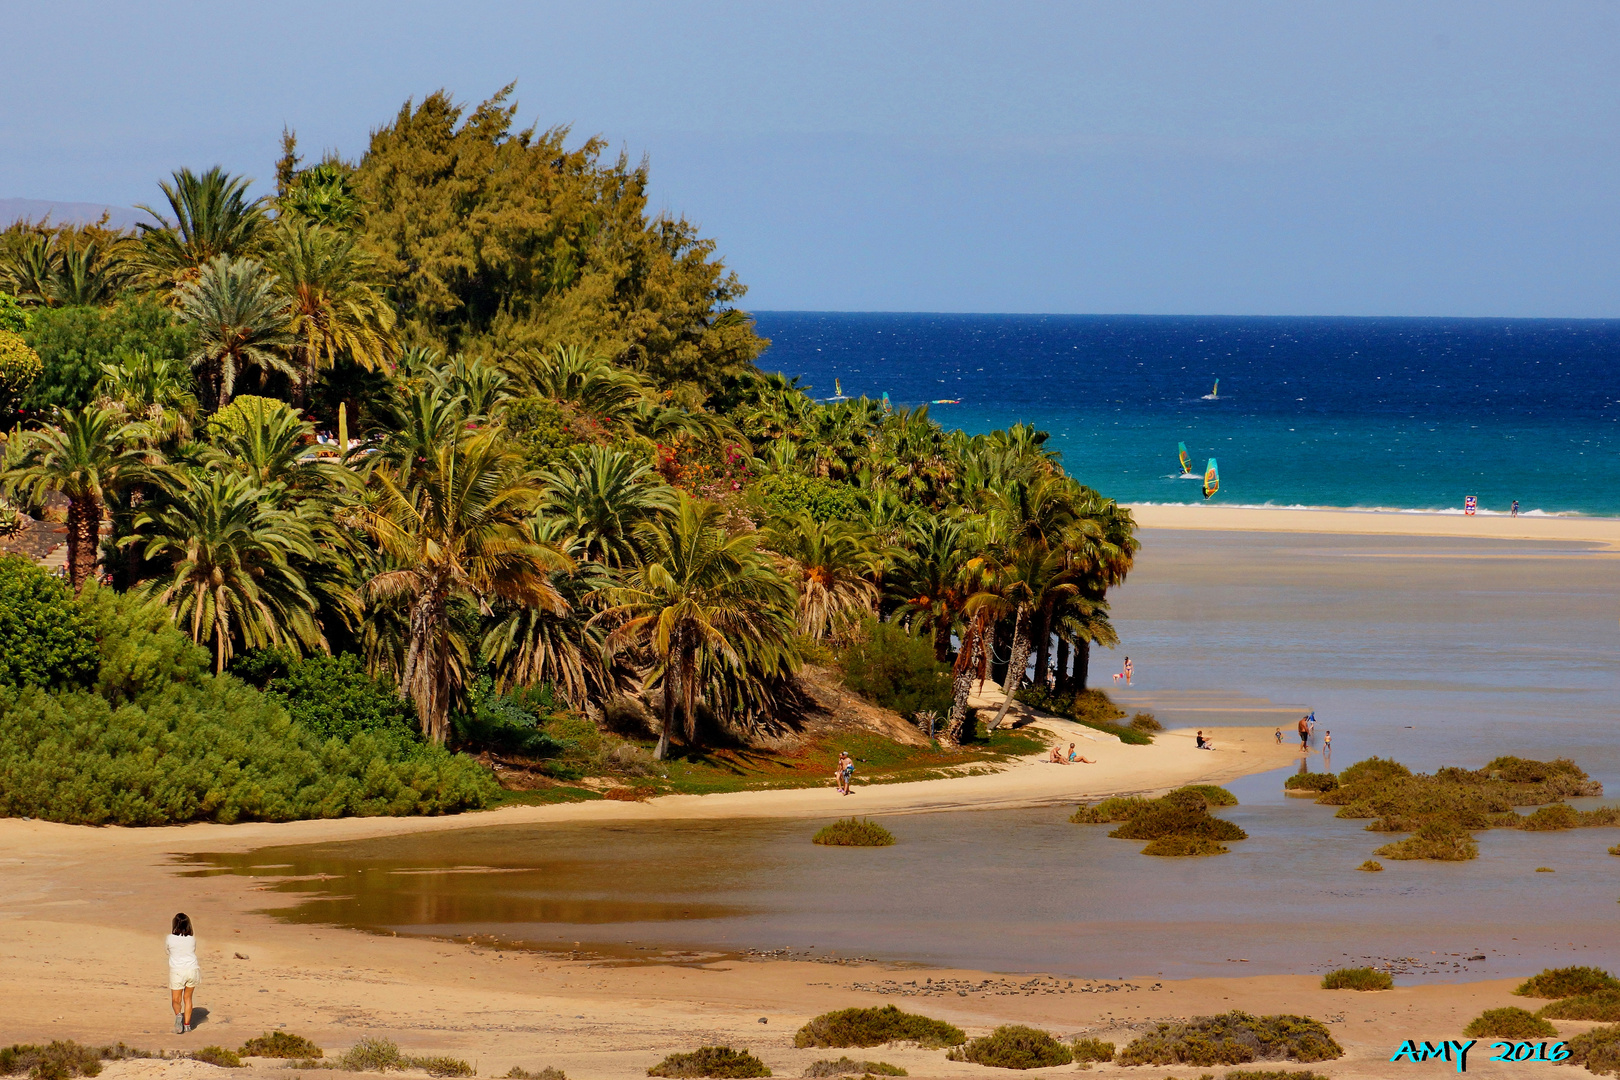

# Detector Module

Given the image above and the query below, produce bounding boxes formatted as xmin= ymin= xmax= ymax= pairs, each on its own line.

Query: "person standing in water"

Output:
xmin=1323 ymin=730 xmax=1332 ymax=757
xmin=1122 ymin=657 xmax=1133 ymax=686
xmin=166 ymin=912 xmax=201 ymax=1033
xmin=1297 ymin=715 xmax=1310 ymax=750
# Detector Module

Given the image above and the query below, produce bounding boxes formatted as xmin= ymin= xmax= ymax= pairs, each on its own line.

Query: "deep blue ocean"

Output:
xmin=751 ymin=312 xmax=1620 ymax=515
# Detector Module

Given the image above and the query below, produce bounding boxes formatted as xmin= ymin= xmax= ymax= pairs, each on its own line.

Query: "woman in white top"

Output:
xmin=166 ymin=912 xmax=201 ymax=1033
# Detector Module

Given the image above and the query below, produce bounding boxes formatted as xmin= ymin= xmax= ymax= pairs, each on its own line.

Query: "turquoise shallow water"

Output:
xmin=752 ymin=312 xmax=1620 ymax=515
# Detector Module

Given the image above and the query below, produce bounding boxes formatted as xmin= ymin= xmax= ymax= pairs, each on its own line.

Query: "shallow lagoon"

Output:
xmin=189 ymin=530 xmax=1620 ymax=983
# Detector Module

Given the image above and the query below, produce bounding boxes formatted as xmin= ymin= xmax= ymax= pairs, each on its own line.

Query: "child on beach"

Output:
xmin=1274 ymin=727 xmax=1282 ymax=744
xmin=166 ymin=913 xmax=200 ymax=1033
xmin=1324 ymin=730 xmax=1331 ymax=755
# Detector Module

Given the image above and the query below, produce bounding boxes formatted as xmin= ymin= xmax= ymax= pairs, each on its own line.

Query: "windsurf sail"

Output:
xmin=1178 ymin=441 xmax=1193 ymax=475
xmin=932 ymin=398 xmax=960 ymax=404
xmin=881 ymin=391 xmax=892 ymax=413
xmin=1211 ymin=378 xmax=1219 ymax=398
xmin=1202 ymin=458 xmax=1220 ymax=500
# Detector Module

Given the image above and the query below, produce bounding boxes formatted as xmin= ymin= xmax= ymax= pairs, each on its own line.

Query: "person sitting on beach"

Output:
xmin=1195 ymin=730 xmax=1215 ymax=750
xmin=1067 ymin=743 xmax=1094 ymax=764
xmin=1048 ymin=745 xmax=1066 ymax=764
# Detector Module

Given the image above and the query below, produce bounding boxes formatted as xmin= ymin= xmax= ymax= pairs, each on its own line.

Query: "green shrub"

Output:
xmin=233 ymin=650 xmax=420 ymax=749
xmin=1176 ymin=784 xmax=1239 ymax=807
xmin=335 ymin=1039 xmax=406 ymax=1072
xmin=0 ymin=677 xmax=498 ymax=825
xmin=1564 ymin=1024 xmax=1620 ymax=1077
xmin=0 ymin=330 xmax=42 ymax=399
xmin=1374 ymin=822 xmax=1477 ymax=862
xmin=813 ymin=818 xmax=895 ymax=847
xmin=1115 ymin=1013 xmax=1343 ymax=1067
xmin=239 ymin=1032 xmax=322 ymax=1059
xmin=1514 ymin=965 xmax=1620 ymax=999
xmin=946 ymin=1026 xmax=1072 ymax=1069
xmin=1070 ymin=1039 xmax=1114 ymax=1063
xmin=190 ymin=1047 xmax=241 ymax=1068
xmin=1142 ymin=836 xmax=1229 ymax=857
xmin=451 ymin=674 xmax=569 ymax=757
xmin=207 ymin=394 xmax=295 ymax=440
xmin=1611 ymin=844 xmax=1620 ymax=856
xmin=801 ymin=1059 xmax=905 ymax=1077
xmin=1283 ymin=773 xmax=1337 ymax=793
xmin=1320 ymin=968 xmax=1392 ymax=991
xmin=505 ymin=396 xmax=591 ymax=471
xmin=1462 ymin=1007 xmax=1557 ymax=1039
xmin=1358 ymin=860 xmax=1383 ymax=872
xmin=1070 ymin=796 xmax=1147 ymax=823
xmin=1108 ymin=803 xmax=1247 ymax=842
xmin=1521 ymin=804 xmax=1579 ymax=831
xmin=1337 ymin=757 xmax=1412 ymax=785
xmin=753 ymin=473 xmax=861 ymax=523
xmin=0 ymin=1042 xmax=106 ymax=1079
xmin=0 ymin=293 xmax=30 ymax=334
xmin=647 ymin=1047 xmax=771 ymax=1078
xmin=411 ymin=1057 xmax=475 ymax=1077
xmin=74 ymin=584 xmax=209 ymax=706
xmin=0 ymin=557 xmax=98 ymax=690
xmin=1537 ymin=989 xmax=1620 ymax=1021
xmin=1130 ymin=712 xmax=1162 ymax=731
xmin=24 ymin=297 xmax=195 ymax=411
xmin=794 ymin=1006 xmax=965 ymax=1049
xmin=506 ymin=1069 xmax=566 ymax=1080
xmin=837 ymin=619 xmax=953 ymax=720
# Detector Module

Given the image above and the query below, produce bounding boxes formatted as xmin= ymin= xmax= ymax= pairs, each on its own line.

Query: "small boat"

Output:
xmin=1201 ymin=379 xmax=1220 ymax=401
xmin=1202 ymin=458 xmax=1220 ymax=500
xmin=1177 ymin=441 xmax=1199 ymax=478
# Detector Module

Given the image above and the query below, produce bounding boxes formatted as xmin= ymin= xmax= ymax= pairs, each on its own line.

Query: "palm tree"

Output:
xmin=0 ymin=231 xmax=57 ymax=305
xmin=203 ymin=395 xmax=348 ymax=494
xmin=538 ymin=446 xmax=676 ymax=566
xmin=764 ymin=512 xmax=880 ymax=641
xmin=98 ymin=351 xmax=199 ymax=436
xmin=360 ymin=418 xmax=566 ymax=744
xmin=601 ymin=494 xmax=799 ymax=759
xmin=482 ymin=519 xmax=616 ymax=710
xmin=49 ymin=238 xmax=132 ymax=307
xmin=263 ymin=219 xmax=395 ymax=396
xmin=136 ymin=167 xmax=269 ymax=287
xmin=130 ymin=470 xmax=323 ymax=672
xmin=173 ymin=256 xmax=296 ymax=410
xmin=888 ymin=513 xmax=973 ymax=662
xmin=515 ymin=343 xmax=649 ymax=423
xmin=4 ymin=406 xmax=145 ymax=592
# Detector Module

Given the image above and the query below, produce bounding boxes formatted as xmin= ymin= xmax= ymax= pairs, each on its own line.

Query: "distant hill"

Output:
xmin=0 ymin=198 xmax=149 ymax=230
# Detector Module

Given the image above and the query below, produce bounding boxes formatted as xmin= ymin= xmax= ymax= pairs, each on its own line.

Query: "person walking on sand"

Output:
xmin=1512 ymin=500 xmax=1520 ymax=518
xmin=1297 ymin=715 xmax=1310 ymax=750
xmin=1274 ymin=727 xmax=1283 ymax=744
xmin=166 ymin=912 xmax=200 ymax=1033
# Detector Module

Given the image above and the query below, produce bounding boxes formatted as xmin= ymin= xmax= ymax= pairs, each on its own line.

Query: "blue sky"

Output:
xmin=4 ymin=1 xmax=1618 ymax=317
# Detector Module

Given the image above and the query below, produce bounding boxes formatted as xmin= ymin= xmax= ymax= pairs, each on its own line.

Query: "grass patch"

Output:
xmin=411 ymin=1058 xmax=475 ymax=1077
xmin=239 ymin=1032 xmax=321 ymax=1059
xmin=1284 ymin=773 xmax=1337 ymax=793
xmin=647 ymin=1047 xmax=771 ymax=1078
xmin=1320 ymin=967 xmax=1393 ymax=991
xmin=1016 ymin=687 xmax=1154 ymax=744
xmin=1565 ymin=1024 xmax=1620 ymax=1077
xmin=1373 ymin=822 xmax=1478 ymax=862
xmin=1538 ymin=990 xmax=1620 ymax=1021
xmin=1115 ymin=1012 xmax=1343 ymax=1067
xmin=1514 ymin=965 xmax=1620 ymax=999
xmin=794 ymin=1006 xmax=965 ymax=1049
xmin=1358 ymin=860 xmax=1383 ymax=872
xmin=1070 ymin=1039 xmax=1114 ymax=1063
xmin=1142 ymin=836 xmax=1229 ymax=857
xmin=813 ymin=819 xmax=895 ymax=847
xmin=801 ymin=1059 xmax=906 ymax=1077
xmin=506 ymin=1069 xmax=566 ymax=1080
xmin=312 ymin=1038 xmax=470 ymax=1076
xmin=946 ymin=1026 xmax=1073 ymax=1069
xmin=0 ymin=1043 xmax=154 ymax=1079
xmin=1463 ymin=1007 xmax=1558 ymax=1040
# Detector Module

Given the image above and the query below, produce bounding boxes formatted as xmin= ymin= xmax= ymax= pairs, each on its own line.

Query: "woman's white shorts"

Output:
xmin=168 ymin=966 xmax=201 ymax=991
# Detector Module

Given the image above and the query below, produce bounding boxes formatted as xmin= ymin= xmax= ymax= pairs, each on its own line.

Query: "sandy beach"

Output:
xmin=1128 ymin=502 xmax=1620 ymax=550
xmin=3 ymin=517 xmax=1613 ymax=1078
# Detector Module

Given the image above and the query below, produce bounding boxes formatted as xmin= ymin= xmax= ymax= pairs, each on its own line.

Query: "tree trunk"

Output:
xmin=403 ymin=582 xmax=449 ymax=743
xmin=65 ymin=495 xmax=100 ymax=595
xmin=987 ymin=606 xmax=1030 ymax=732
xmin=1055 ymin=637 xmax=1071 ymax=694
xmin=1076 ymin=639 xmax=1091 ymax=690
xmin=1031 ymin=609 xmax=1051 ymax=690
xmin=946 ymin=619 xmax=986 ymax=744
xmin=655 ymin=665 xmax=677 ymax=760
xmin=989 ymin=618 xmax=1011 ymax=688
xmin=933 ymin=615 xmax=951 ymax=664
